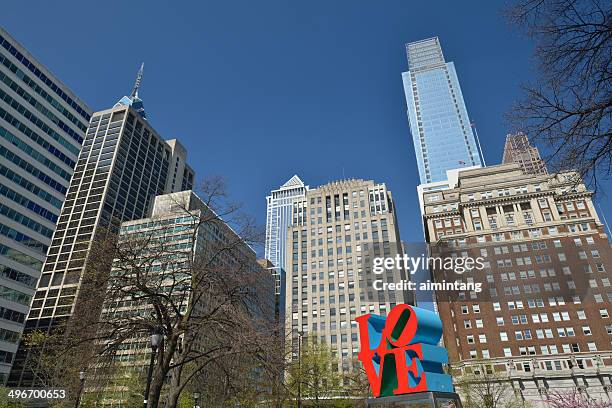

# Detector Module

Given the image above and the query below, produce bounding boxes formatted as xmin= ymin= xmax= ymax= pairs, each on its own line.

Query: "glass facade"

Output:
xmin=0 ymin=27 xmax=91 ymax=383
xmin=8 ymin=104 xmax=195 ymax=386
xmin=265 ymin=175 xmax=307 ymax=296
xmin=402 ymin=37 xmax=482 ymax=184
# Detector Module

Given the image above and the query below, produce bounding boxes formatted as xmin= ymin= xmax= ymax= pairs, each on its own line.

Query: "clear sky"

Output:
xmin=2 ymin=0 xmax=610 ymax=252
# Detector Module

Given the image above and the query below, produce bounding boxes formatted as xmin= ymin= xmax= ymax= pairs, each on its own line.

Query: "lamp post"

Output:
xmin=74 ymin=369 xmax=85 ymax=407
xmin=143 ymin=327 xmax=163 ymax=408
xmin=296 ymin=330 xmax=304 ymax=408
xmin=193 ymin=391 xmax=201 ymax=408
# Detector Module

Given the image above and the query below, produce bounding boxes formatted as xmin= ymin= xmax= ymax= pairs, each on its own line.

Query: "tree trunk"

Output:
xmin=147 ymin=368 xmax=165 ymax=408
xmin=163 ymin=364 xmax=184 ymax=408
xmin=148 ymin=334 xmax=178 ymax=407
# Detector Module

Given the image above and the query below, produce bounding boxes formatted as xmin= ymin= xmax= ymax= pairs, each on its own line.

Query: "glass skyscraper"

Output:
xmin=402 ymin=37 xmax=483 ymax=184
xmin=264 ymin=175 xmax=307 ymax=296
xmin=0 ymin=27 xmax=91 ymax=382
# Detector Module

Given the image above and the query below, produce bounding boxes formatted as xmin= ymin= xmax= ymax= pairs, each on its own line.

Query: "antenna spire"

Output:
xmin=131 ymin=63 xmax=144 ymax=99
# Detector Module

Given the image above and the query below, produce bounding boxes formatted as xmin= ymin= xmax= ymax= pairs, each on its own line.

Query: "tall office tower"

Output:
xmin=402 ymin=37 xmax=483 ymax=184
xmin=265 ymin=175 xmax=308 ymax=296
xmin=93 ymin=191 xmax=273 ymax=403
xmin=8 ymin=71 xmax=195 ymax=386
xmin=503 ymin=132 xmax=548 ymax=176
xmin=285 ymin=179 xmax=409 ymax=374
xmin=0 ymin=27 xmax=91 ymax=382
xmin=420 ymin=163 xmax=612 ymax=404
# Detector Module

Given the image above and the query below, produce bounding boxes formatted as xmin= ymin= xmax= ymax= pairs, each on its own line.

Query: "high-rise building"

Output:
xmin=402 ymin=37 xmax=483 ymax=184
xmin=265 ymin=175 xmax=308 ymax=296
xmin=503 ymin=132 xmax=548 ymax=176
xmin=93 ymin=191 xmax=273 ymax=404
xmin=420 ymin=163 xmax=612 ymax=404
xmin=0 ymin=27 xmax=91 ymax=382
xmin=8 ymin=70 xmax=195 ymax=386
xmin=285 ymin=179 xmax=410 ymax=373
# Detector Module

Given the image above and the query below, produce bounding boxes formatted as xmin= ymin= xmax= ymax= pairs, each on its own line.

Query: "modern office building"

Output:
xmin=420 ymin=163 xmax=612 ymax=405
xmin=285 ymin=179 xmax=410 ymax=374
xmin=503 ymin=132 xmax=548 ymax=176
xmin=0 ymin=27 xmax=91 ymax=382
xmin=265 ymin=175 xmax=308 ymax=296
xmin=402 ymin=37 xmax=483 ymax=184
xmin=91 ymin=191 xmax=273 ymax=404
xmin=8 ymin=71 xmax=195 ymax=386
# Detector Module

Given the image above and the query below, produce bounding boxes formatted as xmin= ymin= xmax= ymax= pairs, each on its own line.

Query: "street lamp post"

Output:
xmin=143 ymin=327 xmax=163 ymax=408
xmin=74 ymin=370 xmax=85 ymax=408
xmin=193 ymin=391 xmax=201 ymax=408
xmin=296 ymin=330 xmax=304 ymax=408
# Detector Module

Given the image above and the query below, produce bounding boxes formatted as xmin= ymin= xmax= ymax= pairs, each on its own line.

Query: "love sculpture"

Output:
xmin=356 ymin=304 xmax=453 ymax=397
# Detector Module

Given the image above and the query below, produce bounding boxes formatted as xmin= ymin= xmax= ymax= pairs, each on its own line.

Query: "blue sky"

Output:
xmin=3 ymin=0 xmax=610 ymax=251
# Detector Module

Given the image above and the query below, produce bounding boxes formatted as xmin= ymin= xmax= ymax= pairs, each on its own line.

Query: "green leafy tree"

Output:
xmin=286 ymin=335 xmax=343 ymax=407
xmin=456 ymin=365 xmax=530 ymax=408
xmin=0 ymin=386 xmax=26 ymax=408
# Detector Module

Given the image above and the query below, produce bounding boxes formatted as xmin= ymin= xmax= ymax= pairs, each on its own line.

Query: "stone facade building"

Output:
xmin=420 ymin=163 xmax=612 ymax=404
xmin=285 ymin=178 xmax=410 ymax=374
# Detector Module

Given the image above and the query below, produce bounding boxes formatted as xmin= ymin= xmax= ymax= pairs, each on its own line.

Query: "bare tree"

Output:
xmin=91 ymin=178 xmax=277 ymax=408
xmin=23 ymin=177 xmax=278 ymax=408
xmin=506 ymin=0 xmax=611 ymax=190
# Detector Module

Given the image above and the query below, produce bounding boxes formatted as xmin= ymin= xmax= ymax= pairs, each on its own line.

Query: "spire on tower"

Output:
xmin=114 ymin=63 xmax=147 ymax=120
xmin=131 ymin=63 xmax=144 ymax=99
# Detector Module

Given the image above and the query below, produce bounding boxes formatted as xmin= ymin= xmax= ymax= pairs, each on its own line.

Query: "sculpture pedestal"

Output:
xmin=365 ymin=391 xmax=462 ymax=408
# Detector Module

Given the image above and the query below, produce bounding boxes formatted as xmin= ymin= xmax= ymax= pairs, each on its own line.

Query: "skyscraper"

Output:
xmin=8 ymin=69 xmax=195 ymax=386
xmin=265 ymin=175 xmax=308 ymax=295
xmin=502 ymin=132 xmax=548 ymax=176
xmin=0 ymin=27 xmax=91 ymax=382
xmin=420 ymin=163 xmax=612 ymax=403
xmin=285 ymin=179 xmax=410 ymax=373
xmin=402 ymin=37 xmax=483 ymax=184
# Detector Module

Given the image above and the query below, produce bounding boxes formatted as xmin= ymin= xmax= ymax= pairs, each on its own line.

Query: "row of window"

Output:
xmin=0 ymin=305 xmax=25 ymax=324
xmin=0 ymin=183 xmax=58 ymax=223
xmin=442 ymin=223 xmax=592 ymax=247
xmin=0 ymin=84 xmax=84 ymax=144
xmin=492 ymin=266 xmax=605 ymax=283
xmin=0 ymin=55 xmax=88 ymax=131
xmin=0 ymin=202 xmax=53 ymax=238
xmin=0 ymin=326 xmax=20 ymax=344
xmin=498 ymin=328 xmax=601 ymax=343
xmin=0 ymin=112 xmax=76 ymax=167
xmin=0 ymin=265 xmax=37 ymax=289
xmin=0 ymin=223 xmax=47 ymax=254
xmin=0 ymin=35 xmax=90 ymax=120
xmin=465 ymin=310 xmax=610 ymax=331
xmin=465 ymin=341 xmax=599 ymax=361
xmin=0 ymin=243 xmax=42 ymax=270
xmin=0 ymin=284 xmax=31 ymax=306
xmin=461 ymin=185 xmax=544 ymax=202
xmin=0 ymin=126 xmax=72 ymax=181
xmin=0 ymin=99 xmax=80 ymax=156
xmin=0 ymin=145 xmax=67 ymax=194
xmin=121 ymin=215 xmax=195 ymax=232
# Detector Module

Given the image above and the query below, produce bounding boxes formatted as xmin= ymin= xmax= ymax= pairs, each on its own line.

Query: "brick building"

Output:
xmin=420 ymin=163 xmax=612 ymax=403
